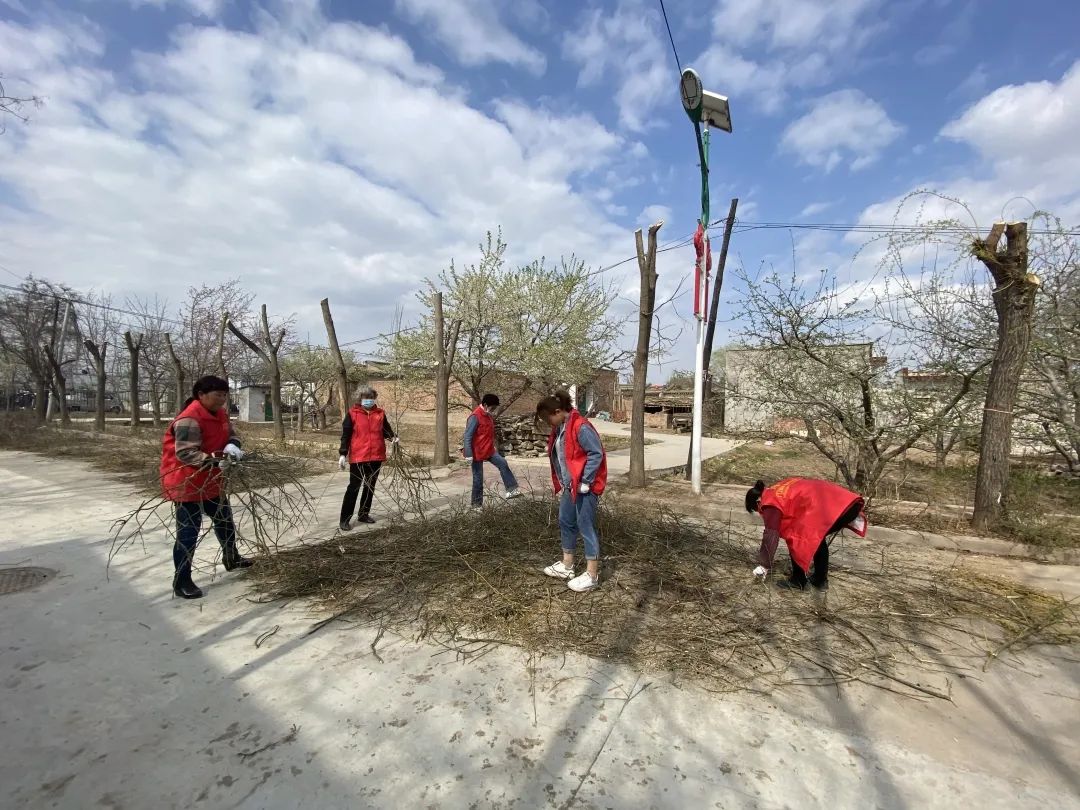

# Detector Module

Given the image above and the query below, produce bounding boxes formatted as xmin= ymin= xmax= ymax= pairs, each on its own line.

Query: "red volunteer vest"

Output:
xmin=348 ymin=406 xmax=387 ymax=463
xmin=546 ymin=410 xmax=608 ymax=500
xmin=759 ymin=478 xmax=867 ymax=574
xmin=160 ymin=400 xmax=231 ymax=502
xmin=471 ymin=406 xmax=496 ymax=461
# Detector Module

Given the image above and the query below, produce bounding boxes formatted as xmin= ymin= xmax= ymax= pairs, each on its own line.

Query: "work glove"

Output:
xmin=464 ymin=456 xmax=474 ymax=463
xmin=578 ymin=482 xmax=591 ymax=495
xmin=338 ymin=455 xmax=347 ymax=471
xmin=390 ymin=437 xmax=400 ymax=445
xmin=753 ymin=565 xmax=768 ymax=582
xmin=223 ymin=443 xmax=244 ymax=460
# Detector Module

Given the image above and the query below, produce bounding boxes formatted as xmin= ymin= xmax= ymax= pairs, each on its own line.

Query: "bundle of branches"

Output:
xmin=247 ymin=498 xmax=1078 ymax=700
xmin=109 ymin=451 xmax=321 ymax=575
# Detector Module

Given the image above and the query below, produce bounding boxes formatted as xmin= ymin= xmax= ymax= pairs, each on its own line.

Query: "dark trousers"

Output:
xmin=174 ymin=497 xmax=238 ymax=579
xmin=791 ymin=500 xmax=863 ymax=587
xmin=340 ymin=461 xmax=382 ymax=521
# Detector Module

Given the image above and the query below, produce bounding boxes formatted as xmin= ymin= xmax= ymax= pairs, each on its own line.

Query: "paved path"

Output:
xmin=2 ymin=451 xmax=1079 ymax=809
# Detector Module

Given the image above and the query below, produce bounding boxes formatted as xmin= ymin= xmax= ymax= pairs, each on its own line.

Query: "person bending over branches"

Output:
xmin=463 ymin=393 xmax=522 ymax=507
xmin=160 ymin=375 xmax=251 ymax=600
xmin=746 ymin=477 xmax=867 ymax=596
xmin=538 ymin=390 xmax=608 ymax=593
xmin=338 ymin=385 xmax=398 ymax=531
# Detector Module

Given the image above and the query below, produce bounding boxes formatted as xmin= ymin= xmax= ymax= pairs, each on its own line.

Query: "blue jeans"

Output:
xmin=471 ymin=453 xmax=519 ymax=506
xmin=174 ymin=497 xmax=238 ymax=578
xmin=559 ymin=489 xmax=600 ymax=561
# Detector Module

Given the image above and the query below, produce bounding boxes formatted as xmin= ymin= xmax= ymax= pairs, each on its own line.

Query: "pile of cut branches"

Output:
xmin=246 ymin=497 xmax=1079 ymax=699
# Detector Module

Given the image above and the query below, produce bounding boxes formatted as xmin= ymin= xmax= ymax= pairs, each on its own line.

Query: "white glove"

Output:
xmin=223 ymin=443 xmax=244 ymax=460
xmin=391 ymin=437 xmax=400 ymax=445
xmin=578 ymin=482 xmax=591 ymax=495
xmin=753 ymin=565 xmax=768 ymax=581
xmin=464 ymin=456 xmax=473 ymax=463
xmin=338 ymin=455 xmax=347 ymax=471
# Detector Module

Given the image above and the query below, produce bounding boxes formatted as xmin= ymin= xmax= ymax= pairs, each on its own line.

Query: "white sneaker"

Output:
xmin=503 ymin=489 xmax=523 ymax=500
xmin=568 ymin=572 xmax=599 ymax=592
xmin=543 ymin=560 xmax=575 ymax=580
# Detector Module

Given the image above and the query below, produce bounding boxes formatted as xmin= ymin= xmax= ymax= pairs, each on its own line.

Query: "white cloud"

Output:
xmin=394 ymin=0 xmax=546 ymax=75
xmin=798 ymin=200 xmax=835 ymax=218
xmin=563 ymin=0 xmax=670 ymax=133
xmin=639 ymin=204 xmax=671 ymax=226
xmin=859 ymin=61 xmax=1080 ymax=230
xmin=0 ymin=9 xmax=645 ymax=347
xmin=780 ymin=89 xmax=902 ymax=172
xmin=697 ymin=0 xmax=886 ymax=114
xmin=128 ymin=0 xmax=227 ymax=18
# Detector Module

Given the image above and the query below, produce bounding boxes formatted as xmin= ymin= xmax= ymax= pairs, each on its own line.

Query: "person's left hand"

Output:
xmin=390 ymin=437 xmax=400 ymax=445
xmin=753 ymin=565 xmax=768 ymax=581
xmin=578 ymin=482 xmax=591 ymax=495
xmin=223 ymin=443 xmax=244 ymax=460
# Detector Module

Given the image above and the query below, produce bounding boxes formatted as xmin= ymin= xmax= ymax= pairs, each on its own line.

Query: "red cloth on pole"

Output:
xmin=693 ymin=222 xmax=712 ymax=318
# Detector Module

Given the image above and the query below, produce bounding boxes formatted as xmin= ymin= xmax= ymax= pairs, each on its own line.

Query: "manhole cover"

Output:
xmin=0 ymin=567 xmax=57 ymax=596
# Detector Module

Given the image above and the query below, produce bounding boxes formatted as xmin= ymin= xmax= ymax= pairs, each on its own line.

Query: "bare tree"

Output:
xmin=43 ymin=344 xmax=72 ymax=426
xmin=164 ymin=333 xmax=186 ymax=416
xmin=127 ymin=295 xmax=171 ymax=425
xmin=0 ymin=74 xmax=42 ymax=133
xmin=123 ymin=331 xmax=144 ymax=427
xmin=971 ymin=222 xmax=1040 ymax=530
xmin=79 ymin=292 xmax=120 ymax=431
xmin=0 ymin=279 xmax=68 ymax=423
xmin=630 ymin=222 xmax=661 ymax=488
xmin=175 ymin=281 xmax=255 ymax=380
xmin=228 ymin=305 xmax=288 ymax=441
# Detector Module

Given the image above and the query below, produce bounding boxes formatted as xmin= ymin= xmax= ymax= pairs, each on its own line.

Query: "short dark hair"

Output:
xmin=745 ymin=480 xmax=766 ymax=513
xmin=553 ymin=389 xmax=573 ymax=411
xmin=192 ymin=375 xmax=228 ymax=397
xmin=481 ymin=393 xmax=500 ymax=408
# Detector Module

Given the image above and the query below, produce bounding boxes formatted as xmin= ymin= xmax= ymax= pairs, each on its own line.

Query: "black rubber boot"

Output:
xmin=173 ymin=571 xmax=204 ymax=600
xmin=222 ymin=545 xmax=253 ymax=572
xmin=775 ymin=578 xmax=807 ymax=592
xmin=339 ymin=520 xmax=352 ymax=532
xmin=357 ymin=515 xmax=376 ymax=525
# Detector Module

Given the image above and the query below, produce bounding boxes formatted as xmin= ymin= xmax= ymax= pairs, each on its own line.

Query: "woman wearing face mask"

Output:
xmin=338 ymin=386 xmax=398 ymax=531
xmin=537 ymin=390 xmax=607 ymax=593
xmin=462 ymin=392 xmax=522 ymax=507
xmin=160 ymin=375 xmax=250 ymax=600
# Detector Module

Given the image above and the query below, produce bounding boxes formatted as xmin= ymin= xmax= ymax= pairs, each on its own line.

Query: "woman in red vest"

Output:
xmin=160 ymin=375 xmax=251 ymax=600
xmin=463 ymin=393 xmax=521 ymax=507
xmin=745 ymin=477 xmax=867 ymax=593
xmin=538 ymin=391 xmax=608 ymax=593
xmin=338 ymin=386 xmax=397 ymax=531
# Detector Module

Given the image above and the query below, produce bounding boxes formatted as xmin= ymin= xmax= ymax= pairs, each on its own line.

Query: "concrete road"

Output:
xmin=2 ymin=451 xmax=1079 ymax=809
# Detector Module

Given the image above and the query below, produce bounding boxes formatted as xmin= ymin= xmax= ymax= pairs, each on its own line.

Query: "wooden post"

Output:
xmin=124 ymin=330 xmax=144 ymax=427
xmin=971 ymin=221 xmax=1039 ymax=531
xmin=629 ymin=221 xmax=663 ymax=488
xmin=216 ymin=313 xmax=228 ymax=382
xmin=321 ymin=298 xmax=351 ymax=418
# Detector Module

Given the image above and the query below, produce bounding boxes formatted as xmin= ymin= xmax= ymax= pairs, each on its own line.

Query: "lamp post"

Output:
xmin=680 ymin=68 xmax=731 ymax=495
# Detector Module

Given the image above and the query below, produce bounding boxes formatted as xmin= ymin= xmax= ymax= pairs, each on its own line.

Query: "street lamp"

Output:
xmin=680 ymin=68 xmax=731 ymax=496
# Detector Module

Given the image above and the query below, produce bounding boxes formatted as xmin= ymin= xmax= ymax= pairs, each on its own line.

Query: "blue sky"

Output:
xmin=1 ymin=0 xmax=1078 ymax=378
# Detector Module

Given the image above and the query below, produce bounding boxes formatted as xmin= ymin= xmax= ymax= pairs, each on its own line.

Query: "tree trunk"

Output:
xmin=164 ymin=333 xmax=186 ymax=415
xmin=432 ymin=291 xmax=462 ymax=467
xmin=229 ymin=306 xmax=286 ymax=443
xmin=33 ymin=374 xmax=47 ymax=423
xmin=84 ymin=340 xmax=107 ymax=431
xmin=149 ymin=377 xmax=162 ymax=427
xmin=321 ymin=298 xmax=351 ymax=417
xmin=972 ymin=222 xmax=1039 ymax=531
xmin=44 ymin=345 xmax=71 ymax=426
xmin=630 ymin=222 xmax=662 ymax=488
xmin=216 ymin=313 xmax=229 ymax=381
xmin=124 ymin=331 xmax=143 ymax=428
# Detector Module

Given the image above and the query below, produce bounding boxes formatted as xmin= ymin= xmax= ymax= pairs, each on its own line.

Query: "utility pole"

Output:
xmin=679 ymin=67 xmax=732 ymax=495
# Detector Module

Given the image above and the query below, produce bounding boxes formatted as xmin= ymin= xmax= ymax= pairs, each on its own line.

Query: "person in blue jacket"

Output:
xmin=463 ymin=393 xmax=522 ymax=507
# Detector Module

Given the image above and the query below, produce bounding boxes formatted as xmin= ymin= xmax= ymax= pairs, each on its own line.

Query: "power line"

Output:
xmin=722 ymin=220 xmax=1080 ymax=237
xmin=658 ymin=0 xmax=683 ymax=74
